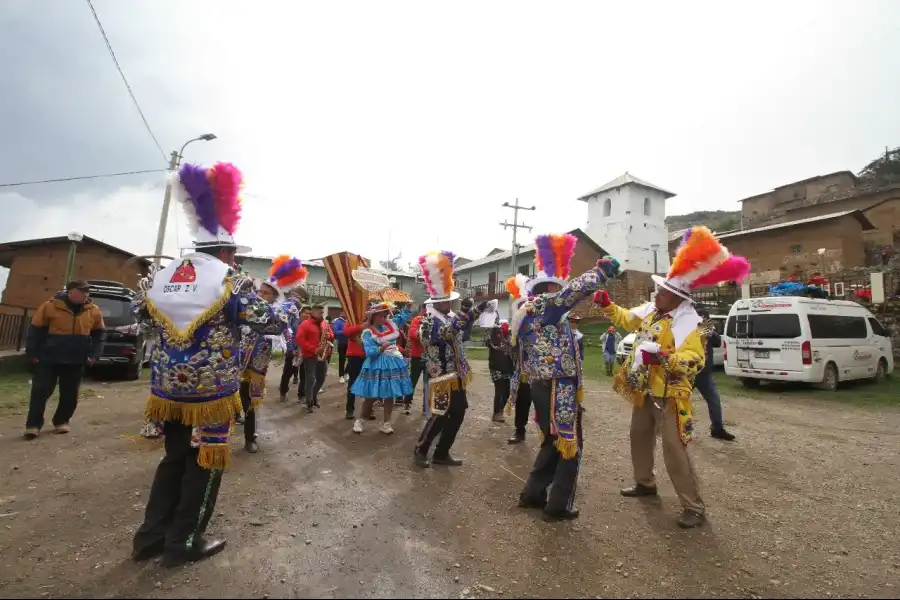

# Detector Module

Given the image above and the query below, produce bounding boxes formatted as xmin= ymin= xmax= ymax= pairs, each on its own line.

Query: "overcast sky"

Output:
xmin=2 ymin=0 xmax=899 ymax=290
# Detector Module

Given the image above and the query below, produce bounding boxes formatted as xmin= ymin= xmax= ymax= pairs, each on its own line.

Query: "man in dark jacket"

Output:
xmin=486 ymin=323 xmax=514 ymax=423
xmin=332 ymin=313 xmax=348 ymax=382
xmin=24 ymin=280 xmax=106 ymax=439
xmin=694 ymin=307 xmax=735 ymax=441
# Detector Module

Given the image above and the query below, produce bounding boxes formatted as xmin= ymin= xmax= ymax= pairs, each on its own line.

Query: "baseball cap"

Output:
xmin=66 ymin=280 xmax=90 ymax=291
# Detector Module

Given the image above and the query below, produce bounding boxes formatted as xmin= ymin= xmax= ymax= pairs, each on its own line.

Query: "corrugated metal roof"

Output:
xmin=577 ymin=172 xmax=676 ymax=201
xmin=455 ymin=245 xmax=536 ymax=272
xmin=668 ymin=228 xmax=689 ymax=242
xmin=716 ymin=210 xmax=874 ymax=240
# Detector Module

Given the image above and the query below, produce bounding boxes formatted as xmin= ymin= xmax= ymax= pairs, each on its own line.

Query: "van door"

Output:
xmin=808 ymin=313 xmax=870 ymax=379
xmin=867 ymin=317 xmax=891 ymax=376
xmin=728 ymin=312 xmax=805 ymax=372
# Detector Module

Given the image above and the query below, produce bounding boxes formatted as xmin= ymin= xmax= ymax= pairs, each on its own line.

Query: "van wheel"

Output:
xmin=819 ymin=363 xmax=838 ymax=392
xmin=740 ymin=377 xmax=760 ymax=389
xmin=875 ymin=358 xmax=888 ymax=382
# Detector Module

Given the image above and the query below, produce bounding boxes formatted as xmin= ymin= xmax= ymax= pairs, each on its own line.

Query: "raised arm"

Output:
xmin=537 ymin=258 xmax=620 ymax=325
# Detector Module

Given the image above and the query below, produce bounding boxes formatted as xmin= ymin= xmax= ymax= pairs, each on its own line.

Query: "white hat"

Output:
xmin=524 ymin=233 xmax=578 ymax=295
xmin=654 ymin=226 xmax=751 ymax=302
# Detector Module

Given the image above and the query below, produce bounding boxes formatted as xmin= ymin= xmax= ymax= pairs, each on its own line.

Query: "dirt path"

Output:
xmin=1 ymin=362 xmax=900 ymax=599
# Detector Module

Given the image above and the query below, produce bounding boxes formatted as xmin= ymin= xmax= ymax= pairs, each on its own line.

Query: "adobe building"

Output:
xmin=0 ymin=235 xmax=149 ymax=309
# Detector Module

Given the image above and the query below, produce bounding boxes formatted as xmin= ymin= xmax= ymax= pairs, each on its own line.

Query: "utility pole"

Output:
xmin=500 ymin=199 xmax=536 ymax=298
xmin=153 ymin=151 xmax=180 ymax=269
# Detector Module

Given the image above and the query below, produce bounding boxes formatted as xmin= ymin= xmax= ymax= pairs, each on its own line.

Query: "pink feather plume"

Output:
xmin=208 ymin=162 xmax=243 ymax=235
xmin=690 ymin=255 xmax=751 ymax=288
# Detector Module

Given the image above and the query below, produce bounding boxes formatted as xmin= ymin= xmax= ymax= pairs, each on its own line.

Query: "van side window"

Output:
xmin=725 ymin=314 xmax=801 ymax=338
xmin=869 ymin=318 xmax=890 ymax=337
xmin=808 ymin=315 xmax=868 ymax=339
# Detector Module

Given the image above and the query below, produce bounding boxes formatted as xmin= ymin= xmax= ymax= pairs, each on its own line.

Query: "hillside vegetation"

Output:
xmin=665 ymin=209 xmax=741 ymax=233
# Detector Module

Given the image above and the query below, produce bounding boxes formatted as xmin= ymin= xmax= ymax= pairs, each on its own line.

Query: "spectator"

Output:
xmin=404 ymin=305 xmax=427 ymax=414
xmin=694 ymin=306 xmax=735 ymax=441
xmin=296 ymin=304 xmax=330 ymax=412
xmin=599 ymin=326 xmax=621 ymax=376
xmin=486 ymin=323 xmax=513 ymax=423
xmin=24 ymin=280 xmax=106 ymax=439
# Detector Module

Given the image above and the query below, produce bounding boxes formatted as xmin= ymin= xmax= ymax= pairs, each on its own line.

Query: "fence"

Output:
xmin=0 ymin=305 xmax=30 ymax=352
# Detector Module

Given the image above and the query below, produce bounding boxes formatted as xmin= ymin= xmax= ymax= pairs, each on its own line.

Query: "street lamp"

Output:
xmin=64 ymin=231 xmax=83 ymax=284
xmin=153 ymin=133 xmax=218 ymax=268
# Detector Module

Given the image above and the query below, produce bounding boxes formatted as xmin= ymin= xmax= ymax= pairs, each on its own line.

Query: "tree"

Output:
xmin=379 ymin=251 xmax=403 ymax=271
xmin=858 ymin=145 xmax=900 ymax=183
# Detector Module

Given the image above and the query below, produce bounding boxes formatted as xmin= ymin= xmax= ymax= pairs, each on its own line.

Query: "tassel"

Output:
xmin=555 ymin=438 xmax=579 ymax=460
xmin=198 ymin=444 xmax=231 ymax=470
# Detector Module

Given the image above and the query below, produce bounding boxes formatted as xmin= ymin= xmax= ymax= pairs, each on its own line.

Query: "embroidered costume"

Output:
xmin=414 ymin=251 xmax=492 ymax=467
xmin=514 ymin=234 xmax=619 ymax=520
xmin=237 ymin=256 xmax=306 ymax=452
xmin=132 ymin=162 xmax=283 ymax=567
xmin=600 ymin=226 xmax=750 ymax=528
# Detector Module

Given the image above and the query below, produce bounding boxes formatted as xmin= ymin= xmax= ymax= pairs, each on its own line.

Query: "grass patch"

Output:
xmin=0 ymin=370 xmax=32 ymax=416
xmin=469 ymin=344 xmax=900 ymax=405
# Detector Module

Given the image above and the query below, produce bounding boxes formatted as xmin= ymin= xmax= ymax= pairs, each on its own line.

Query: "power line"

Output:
xmin=85 ymin=0 xmax=167 ymax=164
xmin=0 ymin=169 xmax=167 ymax=189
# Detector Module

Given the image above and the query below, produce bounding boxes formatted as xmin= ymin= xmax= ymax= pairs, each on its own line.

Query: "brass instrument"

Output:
xmin=316 ymin=320 xmax=331 ymax=360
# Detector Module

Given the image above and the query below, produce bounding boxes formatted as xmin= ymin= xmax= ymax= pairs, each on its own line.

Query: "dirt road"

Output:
xmin=1 ymin=362 xmax=899 ymax=599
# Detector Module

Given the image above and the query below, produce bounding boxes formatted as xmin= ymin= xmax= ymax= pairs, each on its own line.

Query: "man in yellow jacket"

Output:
xmin=595 ymin=285 xmax=707 ymax=528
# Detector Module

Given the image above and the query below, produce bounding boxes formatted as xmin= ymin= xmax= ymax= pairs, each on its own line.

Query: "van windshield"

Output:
xmin=726 ymin=313 xmax=801 ymax=339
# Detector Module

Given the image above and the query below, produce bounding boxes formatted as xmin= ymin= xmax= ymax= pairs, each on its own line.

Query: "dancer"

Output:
xmin=486 ymin=322 xmax=513 ymax=423
xmin=239 ymin=256 xmax=306 ymax=452
xmin=351 ymin=302 xmax=413 ymax=434
xmin=278 ymin=289 xmax=307 ymax=401
xmin=131 ymin=162 xmax=284 ymax=566
xmin=503 ymin=274 xmax=533 ymax=445
xmin=414 ymin=251 xmax=491 ymax=468
xmin=597 ymin=226 xmax=749 ymax=528
xmin=599 ymin=326 xmax=621 ymax=375
xmin=514 ymin=234 xmax=619 ymax=520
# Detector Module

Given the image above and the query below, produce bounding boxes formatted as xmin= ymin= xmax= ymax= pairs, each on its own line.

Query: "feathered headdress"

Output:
xmin=526 ymin=233 xmax=577 ymax=294
xmin=653 ymin=226 xmax=750 ymax=300
xmin=171 ymin=162 xmax=249 ymax=252
xmin=261 ymin=255 xmax=308 ymax=298
xmin=418 ymin=251 xmax=459 ymax=303
xmin=505 ymin=273 xmax=530 ymax=312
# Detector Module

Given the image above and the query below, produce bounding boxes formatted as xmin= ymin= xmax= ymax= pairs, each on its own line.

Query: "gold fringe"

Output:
xmin=198 ymin=444 xmax=231 ymax=470
xmin=251 ymin=395 xmax=264 ymax=410
xmin=555 ymin=438 xmax=579 ymax=460
xmin=144 ymin=392 xmax=242 ymax=427
xmin=145 ymin=280 xmax=233 ymax=349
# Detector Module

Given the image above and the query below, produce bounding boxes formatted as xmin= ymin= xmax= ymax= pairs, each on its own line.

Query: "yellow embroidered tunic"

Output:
xmin=603 ymin=303 xmax=705 ymax=407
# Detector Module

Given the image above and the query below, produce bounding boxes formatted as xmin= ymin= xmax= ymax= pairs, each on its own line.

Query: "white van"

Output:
xmin=617 ymin=315 xmax=727 ymax=366
xmin=723 ymin=297 xmax=893 ymax=390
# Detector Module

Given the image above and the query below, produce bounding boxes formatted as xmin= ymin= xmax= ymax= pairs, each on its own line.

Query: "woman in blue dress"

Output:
xmin=352 ymin=302 xmax=413 ymax=435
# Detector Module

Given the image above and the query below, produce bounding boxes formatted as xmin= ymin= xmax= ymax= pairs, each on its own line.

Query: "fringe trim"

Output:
xmin=198 ymin=444 xmax=231 ymax=470
xmin=241 ymin=370 xmax=267 ymax=408
xmin=555 ymin=438 xmax=579 ymax=460
xmin=144 ymin=392 xmax=242 ymax=427
xmin=145 ymin=280 xmax=233 ymax=349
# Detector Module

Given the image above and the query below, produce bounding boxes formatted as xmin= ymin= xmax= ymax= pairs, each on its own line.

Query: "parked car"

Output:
xmin=87 ymin=280 xmax=145 ymax=380
xmin=723 ymin=296 xmax=893 ymax=391
xmin=616 ymin=314 xmax=727 ymax=366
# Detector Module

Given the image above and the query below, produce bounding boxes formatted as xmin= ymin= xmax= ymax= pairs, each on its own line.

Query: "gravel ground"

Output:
xmin=1 ymin=361 xmax=900 ymax=599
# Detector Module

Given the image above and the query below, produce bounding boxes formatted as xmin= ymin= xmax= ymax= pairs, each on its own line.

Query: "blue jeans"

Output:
xmin=694 ymin=369 xmax=724 ymax=431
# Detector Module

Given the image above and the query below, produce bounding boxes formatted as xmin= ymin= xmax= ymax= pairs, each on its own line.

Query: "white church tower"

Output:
xmin=577 ymin=172 xmax=675 ymax=274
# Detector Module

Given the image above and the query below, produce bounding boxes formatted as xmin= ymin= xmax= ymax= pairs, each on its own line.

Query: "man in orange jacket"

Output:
xmin=295 ymin=304 xmax=333 ymax=413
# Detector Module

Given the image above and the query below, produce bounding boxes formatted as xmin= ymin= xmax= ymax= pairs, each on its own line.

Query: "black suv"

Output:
xmin=86 ymin=280 xmax=145 ymax=380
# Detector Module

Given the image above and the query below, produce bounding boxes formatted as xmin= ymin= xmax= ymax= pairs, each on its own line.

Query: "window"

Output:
xmin=790 ymin=244 xmax=802 ymax=253
xmin=92 ymin=295 xmax=134 ymax=327
xmin=643 ymin=197 xmax=651 ymax=216
xmin=457 ymin=279 xmax=468 ymax=289
xmin=807 ymin=315 xmax=868 ymax=339
xmin=726 ymin=314 xmax=801 ymax=339
xmin=869 ymin=318 xmax=889 ymax=337
xmin=518 ymin=264 xmax=530 ymax=276
xmin=603 ymin=198 xmax=611 ymax=217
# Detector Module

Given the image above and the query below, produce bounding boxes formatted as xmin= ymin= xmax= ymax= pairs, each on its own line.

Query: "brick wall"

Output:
xmin=1 ymin=242 xmax=146 ymax=309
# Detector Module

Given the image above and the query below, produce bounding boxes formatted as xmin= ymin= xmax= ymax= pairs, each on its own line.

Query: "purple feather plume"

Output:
xmin=272 ymin=257 xmax=303 ymax=280
xmin=178 ymin=164 xmax=217 ymax=236
xmin=440 ymin=250 xmax=456 ymax=267
xmin=681 ymin=229 xmax=692 ymax=246
xmin=534 ymin=235 xmax=556 ymax=276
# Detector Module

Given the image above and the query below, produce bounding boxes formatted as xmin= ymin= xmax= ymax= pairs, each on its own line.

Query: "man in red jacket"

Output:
xmin=295 ymin=304 xmax=332 ymax=413
xmin=404 ymin=306 xmax=427 ymax=414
